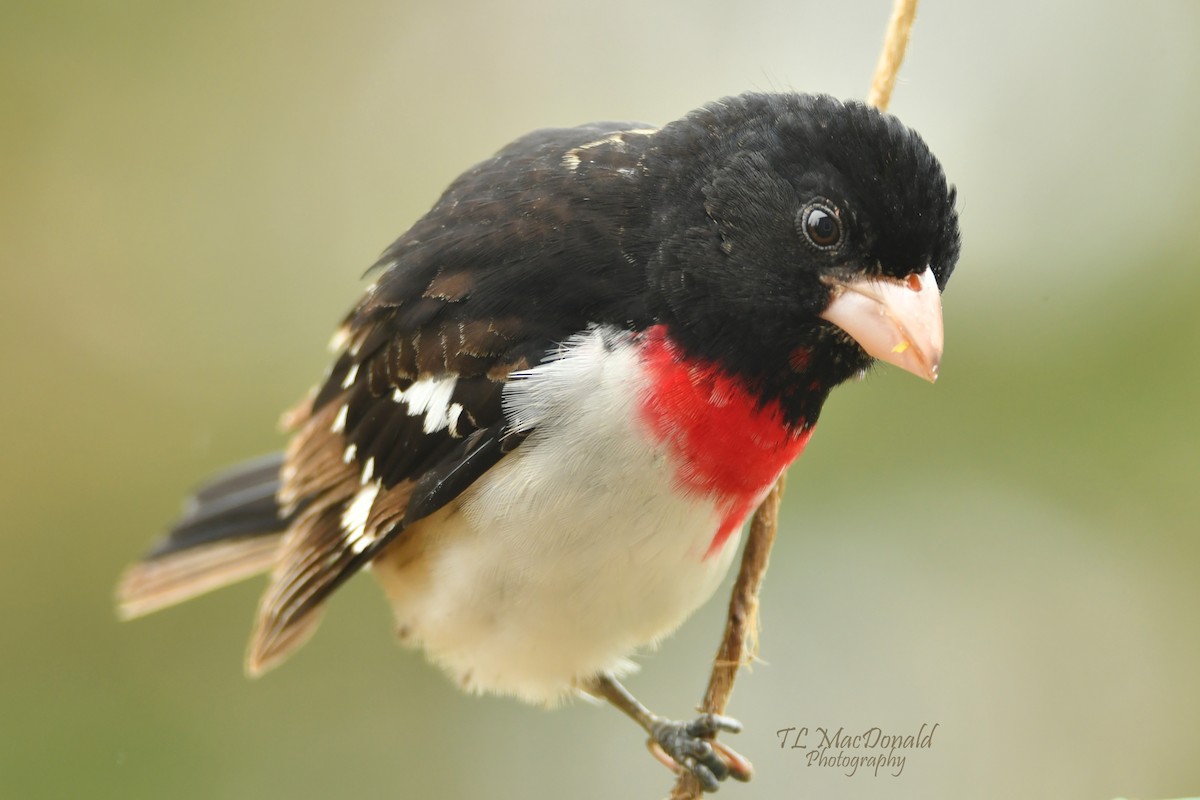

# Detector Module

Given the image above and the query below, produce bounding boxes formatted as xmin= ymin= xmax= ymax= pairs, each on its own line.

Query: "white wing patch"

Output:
xmin=393 ymin=376 xmax=459 ymax=434
xmin=341 ymin=480 xmax=382 ymax=555
xmin=331 ymin=403 xmax=348 ymax=434
xmin=447 ymin=403 xmax=465 ymax=437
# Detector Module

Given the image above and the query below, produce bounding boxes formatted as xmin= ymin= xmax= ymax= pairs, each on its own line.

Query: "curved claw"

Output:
xmin=711 ymin=739 xmax=754 ymax=783
xmin=648 ymin=713 xmax=752 ymax=793
xmin=647 ymin=738 xmax=683 ymax=774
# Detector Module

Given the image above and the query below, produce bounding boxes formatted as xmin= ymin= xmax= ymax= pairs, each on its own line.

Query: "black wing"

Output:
xmin=248 ymin=122 xmax=662 ymax=672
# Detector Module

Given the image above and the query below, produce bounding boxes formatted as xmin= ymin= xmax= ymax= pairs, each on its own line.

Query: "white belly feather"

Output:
xmin=374 ymin=327 xmax=740 ymax=704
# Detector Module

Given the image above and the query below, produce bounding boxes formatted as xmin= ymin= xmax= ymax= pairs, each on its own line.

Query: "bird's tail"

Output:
xmin=117 ymin=453 xmax=294 ymax=620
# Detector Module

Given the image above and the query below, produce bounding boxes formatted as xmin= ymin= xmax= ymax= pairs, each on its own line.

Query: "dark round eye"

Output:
xmin=799 ymin=203 xmax=842 ymax=249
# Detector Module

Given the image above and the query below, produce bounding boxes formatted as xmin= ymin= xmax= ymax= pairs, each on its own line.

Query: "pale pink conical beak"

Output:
xmin=818 ymin=266 xmax=944 ymax=382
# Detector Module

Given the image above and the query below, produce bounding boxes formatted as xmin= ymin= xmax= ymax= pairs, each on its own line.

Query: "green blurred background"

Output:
xmin=2 ymin=1 xmax=1198 ymax=798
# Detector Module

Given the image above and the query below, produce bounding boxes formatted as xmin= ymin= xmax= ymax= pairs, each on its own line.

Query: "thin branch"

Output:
xmin=666 ymin=1 xmax=921 ymax=797
xmin=668 ymin=477 xmax=785 ymax=799
xmin=868 ymin=0 xmax=921 ymax=113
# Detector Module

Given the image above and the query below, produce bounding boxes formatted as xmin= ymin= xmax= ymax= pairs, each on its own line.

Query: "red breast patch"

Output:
xmin=637 ymin=325 xmax=813 ymax=557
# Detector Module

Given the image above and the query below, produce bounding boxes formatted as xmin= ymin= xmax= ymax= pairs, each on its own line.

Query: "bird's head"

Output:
xmin=645 ymin=93 xmax=961 ymax=425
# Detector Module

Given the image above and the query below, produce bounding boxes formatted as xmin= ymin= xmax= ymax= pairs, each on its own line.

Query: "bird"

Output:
xmin=117 ymin=92 xmax=960 ymax=792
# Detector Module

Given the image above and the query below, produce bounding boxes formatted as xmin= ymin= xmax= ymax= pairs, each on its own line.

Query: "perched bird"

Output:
xmin=118 ymin=92 xmax=960 ymax=791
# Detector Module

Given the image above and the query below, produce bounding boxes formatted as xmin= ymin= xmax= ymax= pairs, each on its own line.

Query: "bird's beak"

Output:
xmin=819 ymin=265 xmax=944 ymax=382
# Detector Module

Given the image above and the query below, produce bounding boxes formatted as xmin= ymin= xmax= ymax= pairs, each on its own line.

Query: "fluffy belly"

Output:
xmin=371 ymin=325 xmax=803 ymax=704
xmin=379 ymin=453 xmax=739 ymax=704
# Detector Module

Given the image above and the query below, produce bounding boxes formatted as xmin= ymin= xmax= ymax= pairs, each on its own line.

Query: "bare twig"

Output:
xmin=667 ymin=477 xmax=785 ymax=799
xmin=666 ymin=1 xmax=921 ymax=797
xmin=868 ymin=0 xmax=921 ymax=113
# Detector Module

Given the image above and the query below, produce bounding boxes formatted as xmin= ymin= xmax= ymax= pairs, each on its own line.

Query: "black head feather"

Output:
xmin=643 ymin=93 xmax=961 ymax=424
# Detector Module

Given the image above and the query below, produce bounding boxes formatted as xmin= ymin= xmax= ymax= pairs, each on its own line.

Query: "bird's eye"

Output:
xmin=799 ymin=202 xmax=842 ymax=250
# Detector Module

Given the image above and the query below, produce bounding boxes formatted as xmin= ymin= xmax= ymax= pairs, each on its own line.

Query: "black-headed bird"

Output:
xmin=119 ymin=93 xmax=960 ymax=792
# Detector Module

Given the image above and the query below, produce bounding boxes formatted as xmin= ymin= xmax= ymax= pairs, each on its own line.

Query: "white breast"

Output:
xmin=373 ymin=326 xmax=741 ymax=705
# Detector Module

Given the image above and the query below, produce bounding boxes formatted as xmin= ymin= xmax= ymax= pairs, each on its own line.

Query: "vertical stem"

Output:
xmin=868 ymin=0 xmax=921 ymax=112
xmin=668 ymin=478 xmax=785 ymax=800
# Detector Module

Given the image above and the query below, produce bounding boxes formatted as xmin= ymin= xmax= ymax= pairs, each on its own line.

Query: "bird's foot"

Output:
xmin=647 ymin=713 xmax=753 ymax=792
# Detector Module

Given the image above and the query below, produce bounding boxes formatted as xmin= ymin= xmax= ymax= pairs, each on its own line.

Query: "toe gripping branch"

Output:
xmin=588 ymin=673 xmax=753 ymax=793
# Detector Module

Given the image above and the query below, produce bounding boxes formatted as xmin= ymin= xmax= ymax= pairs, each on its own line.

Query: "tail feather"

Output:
xmin=117 ymin=535 xmax=282 ymax=620
xmin=117 ymin=453 xmax=293 ymax=619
